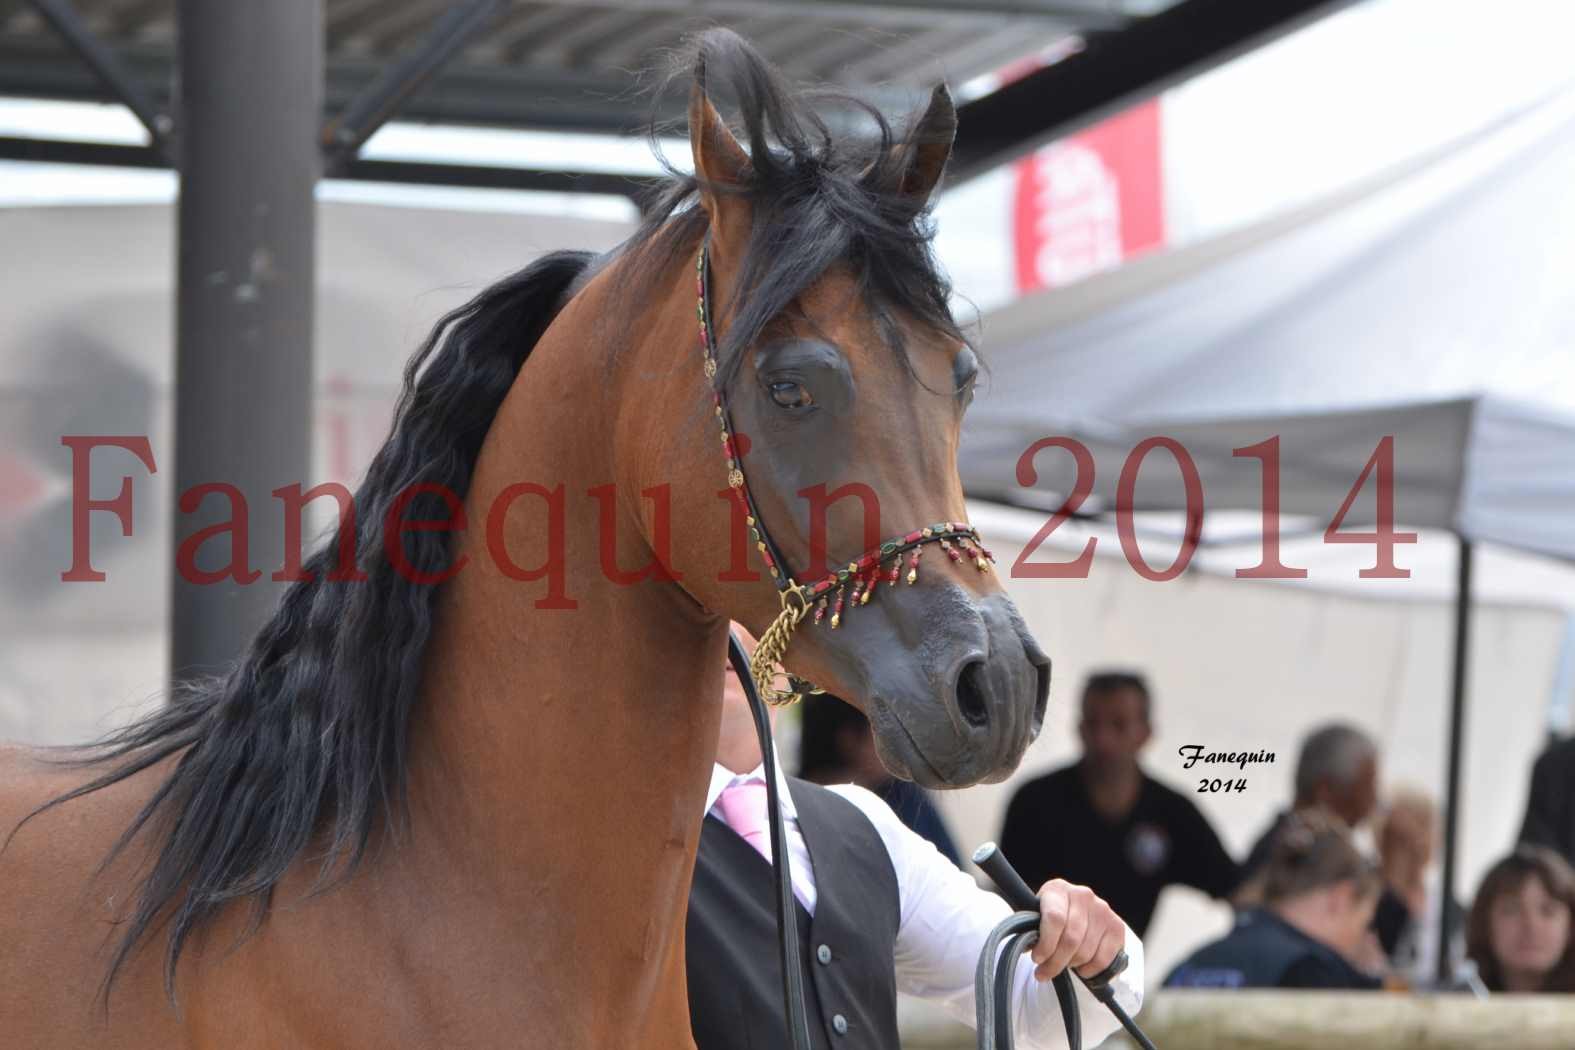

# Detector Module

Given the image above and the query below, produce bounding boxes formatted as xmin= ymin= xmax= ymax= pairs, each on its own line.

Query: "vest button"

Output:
xmin=832 ymin=1014 xmax=848 ymax=1036
xmin=817 ymin=944 xmax=832 ymax=965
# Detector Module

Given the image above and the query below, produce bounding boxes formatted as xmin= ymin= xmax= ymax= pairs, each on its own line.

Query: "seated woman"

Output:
xmin=1164 ymin=809 xmax=1383 ymax=990
xmin=1465 ymin=845 xmax=1575 ymax=992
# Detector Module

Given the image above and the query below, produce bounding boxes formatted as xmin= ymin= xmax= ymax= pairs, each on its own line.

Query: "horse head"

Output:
xmin=644 ymin=30 xmax=1050 ymax=788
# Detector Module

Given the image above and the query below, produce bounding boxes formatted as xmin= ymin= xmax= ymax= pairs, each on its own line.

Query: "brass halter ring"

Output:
xmin=696 ymin=241 xmax=996 ymax=705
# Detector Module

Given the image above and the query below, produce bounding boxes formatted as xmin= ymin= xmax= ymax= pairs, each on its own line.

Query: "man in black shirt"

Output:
xmin=999 ymin=671 xmax=1240 ymax=938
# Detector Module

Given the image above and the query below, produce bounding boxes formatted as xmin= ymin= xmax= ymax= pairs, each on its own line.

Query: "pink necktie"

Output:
xmin=716 ymin=779 xmax=772 ymax=862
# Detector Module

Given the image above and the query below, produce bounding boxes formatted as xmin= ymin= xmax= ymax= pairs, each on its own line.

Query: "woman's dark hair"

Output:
xmin=1465 ymin=845 xmax=1575 ymax=992
xmin=1261 ymin=809 xmax=1381 ymax=905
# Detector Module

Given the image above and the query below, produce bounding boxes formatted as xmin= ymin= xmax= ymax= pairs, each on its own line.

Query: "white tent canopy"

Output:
xmin=958 ymin=82 xmax=1575 ymax=983
xmin=960 ymin=84 xmax=1575 ymax=565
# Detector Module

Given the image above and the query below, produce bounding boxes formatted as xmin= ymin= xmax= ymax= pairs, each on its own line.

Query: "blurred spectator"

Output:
xmin=1379 ymin=788 xmax=1465 ymax=985
xmin=1242 ymin=723 xmax=1379 ymax=876
xmin=1518 ymin=735 xmax=1575 ymax=867
xmin=1165 ymin=809 xmax=1384 ymax=990
xmin=1465 ymin=845 xmax=1575 ymax=993
xmin=998 ymin=671 xmax=1239 ymax=938
xmin=1378 ymin=789 xmax=1435 ymax=922
xmin=1239 ymin=723 xmax=1413 ymax=959
xmin=796 ymin=692 xmax=961 ymax=865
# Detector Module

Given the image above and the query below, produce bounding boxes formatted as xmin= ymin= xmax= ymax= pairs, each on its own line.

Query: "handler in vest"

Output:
xmin=686 ymin=626 xmax=1145 ymax=1050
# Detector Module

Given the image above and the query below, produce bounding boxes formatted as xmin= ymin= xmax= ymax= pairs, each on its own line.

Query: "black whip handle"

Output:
xmin=972 ymin=842 xmax=1156 ymax=1050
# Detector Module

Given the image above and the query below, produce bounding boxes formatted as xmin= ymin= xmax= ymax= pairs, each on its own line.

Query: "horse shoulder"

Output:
xmin=0 ymin=744 xmax=183 ymax=1048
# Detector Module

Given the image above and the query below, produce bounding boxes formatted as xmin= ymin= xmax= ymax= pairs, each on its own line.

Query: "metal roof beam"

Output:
xmin=0 ymin=133 xmax=661 ymax=202
xmin=23 ymin=0 xmax=170 ymax=155
xmin=352 ymin=1 xmax=463 ymax=54
xmin=0 ymin=38 xmax=650 ymax=131
xmin=470 ymin=5 xmax=590 ymax=60
xmin=836 ymin=18 xmax=1067 ymax=86
xmin=541 ymin=0 xmax=1129 ymax=32
xmin=336 ymin=154 xmax=662 ymax=201
xmin=321 ymin=0 xmax=502 ymax=171
xmin=0 ymin=133 xmax=165 ymax=168
xmin=509 ymin=6 xmax=644 ymax=63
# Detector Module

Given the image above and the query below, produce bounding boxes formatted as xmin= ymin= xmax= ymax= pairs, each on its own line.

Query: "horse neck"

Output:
xmin=400 ymin=252 xmax=724 ymax=1024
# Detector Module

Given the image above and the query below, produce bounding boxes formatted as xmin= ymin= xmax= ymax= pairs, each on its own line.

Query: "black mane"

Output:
xmin=14 ymin=247 xmax=594 ymax=1001
xmin=11 ymin=27 xmax=964 ymax=1002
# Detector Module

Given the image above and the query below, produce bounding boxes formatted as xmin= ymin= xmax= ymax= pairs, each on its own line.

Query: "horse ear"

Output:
xmin=900 ymin=83 xmax=957 ymax=202
xmin=689 ymin=81 xmax=751 ymax=236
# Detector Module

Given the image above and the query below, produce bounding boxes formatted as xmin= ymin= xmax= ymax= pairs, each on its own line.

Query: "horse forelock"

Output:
xmin=614 ymin=28 xmax=969 ymax=392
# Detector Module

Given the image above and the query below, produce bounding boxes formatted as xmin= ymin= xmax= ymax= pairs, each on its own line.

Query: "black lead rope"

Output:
xmin=729 ymin=632 xmax=816 ymax=1050
xmin=727 ymin=631 xmax=1156 ymax=1050
xmin=973 ymin=843 xmax=1159 ymax=1050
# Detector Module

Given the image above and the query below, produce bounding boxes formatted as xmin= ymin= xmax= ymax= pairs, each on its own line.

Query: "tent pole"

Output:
xmin=1436 ymin=535 xmax=1473 ymax=984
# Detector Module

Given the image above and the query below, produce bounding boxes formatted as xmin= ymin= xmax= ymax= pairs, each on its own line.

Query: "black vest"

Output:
xmin=687 ymin=778 xmax=902 ymax=1050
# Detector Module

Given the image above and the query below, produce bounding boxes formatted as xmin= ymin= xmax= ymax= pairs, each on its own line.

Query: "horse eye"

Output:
xmin=769 ymin=381 xmax=812 ymax=409
xmin=953 ymin=346 xmax=981 ymax=397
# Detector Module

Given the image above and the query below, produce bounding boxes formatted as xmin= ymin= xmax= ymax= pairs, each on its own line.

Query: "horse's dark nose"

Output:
xmin=955 ymin=657 xmax=991 ymax=729
xmin=931 ymin=599 xmax=1049 ymax=782
xmin=849 ymin=587 xmax=1047 ymax=789
xmin=800 ymin=577 xmax=1049 ymax=788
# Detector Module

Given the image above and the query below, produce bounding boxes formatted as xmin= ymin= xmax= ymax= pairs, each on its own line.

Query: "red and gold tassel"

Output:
xmin=958 ymin=537 xmax=988 ymax=572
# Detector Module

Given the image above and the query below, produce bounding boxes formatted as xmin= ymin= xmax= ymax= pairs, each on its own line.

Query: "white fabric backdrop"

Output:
xmin=0 ymin=201 xmax=635 ymax=743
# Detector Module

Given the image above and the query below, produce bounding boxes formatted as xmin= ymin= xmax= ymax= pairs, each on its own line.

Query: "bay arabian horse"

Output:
xmin=0 ymin=30 xmax=1050 ymax=1049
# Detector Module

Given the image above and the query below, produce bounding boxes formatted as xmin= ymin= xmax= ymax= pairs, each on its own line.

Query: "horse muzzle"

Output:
xmin=855 ymin=588 xmax=1050 ymax=789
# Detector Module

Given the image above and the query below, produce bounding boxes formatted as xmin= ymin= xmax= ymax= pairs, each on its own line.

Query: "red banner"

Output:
xmin=1012 ymin=99 xmax=1165 ymax=293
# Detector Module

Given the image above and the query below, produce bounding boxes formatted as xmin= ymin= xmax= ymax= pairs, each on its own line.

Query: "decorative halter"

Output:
xmin=696 ymin=241 xmax=996 ymax=705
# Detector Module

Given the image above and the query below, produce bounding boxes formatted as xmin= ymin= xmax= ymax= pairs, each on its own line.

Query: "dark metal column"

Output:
xmin=171 ymin=1 xmax=322 ymax=680
xmin=1437 ymin=536 xmax=1473 ymax=983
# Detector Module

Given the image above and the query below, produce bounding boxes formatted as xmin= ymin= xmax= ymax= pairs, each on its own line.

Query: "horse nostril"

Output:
xmin=1032 ymin=656 xmax=1051 ymax=732
xmin=956 ymin=658 xmax=989 ymax=729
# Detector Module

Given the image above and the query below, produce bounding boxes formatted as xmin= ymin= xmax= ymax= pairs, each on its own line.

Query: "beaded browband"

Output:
xmin=696 ymin=240 xmax=996 ymax=704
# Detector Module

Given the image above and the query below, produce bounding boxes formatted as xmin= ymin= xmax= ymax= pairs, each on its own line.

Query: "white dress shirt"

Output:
xmin=703 ymin=757 xmax=1146 ymax=1050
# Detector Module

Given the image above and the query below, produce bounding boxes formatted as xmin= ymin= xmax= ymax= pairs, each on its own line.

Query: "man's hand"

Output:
xmin=1029 ymin=879 xmax=1126 ymax=983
